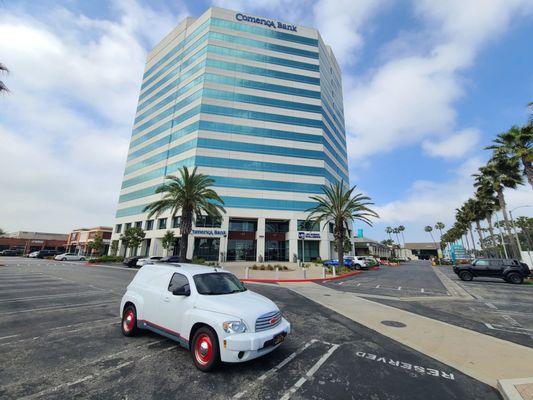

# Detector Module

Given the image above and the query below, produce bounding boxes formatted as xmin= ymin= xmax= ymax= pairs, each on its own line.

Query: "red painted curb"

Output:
xmin=241 ymin=266 xmax=379 ymax=284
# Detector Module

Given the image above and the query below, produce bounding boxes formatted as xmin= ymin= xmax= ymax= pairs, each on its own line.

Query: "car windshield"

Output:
xmin=193 ymin=273 xmax=247 ymax=295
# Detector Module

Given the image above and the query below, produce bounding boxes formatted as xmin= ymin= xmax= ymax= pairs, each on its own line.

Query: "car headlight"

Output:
xmin=222 ymin=320 xmax=247 ymax=334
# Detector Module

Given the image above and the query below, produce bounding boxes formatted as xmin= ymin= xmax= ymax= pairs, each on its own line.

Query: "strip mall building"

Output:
xmin=111 ymin=7 xmax=352 ymax=263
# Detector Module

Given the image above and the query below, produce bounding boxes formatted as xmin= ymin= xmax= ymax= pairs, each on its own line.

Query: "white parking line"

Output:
xmin=420 ymin=288 xmax=425 ymax=293
xmin=485 ymin=302 xmax=497 ymax=309
xmin=0 ymin=301 xmax=115 ymax=316
xmin=375 ymin=285 xmax=381 ymax=288
xmin=19 ymin=345 xmax=175 ymax=399
xmin=0 ymin=290 xmax=115 ymax=303
xmin=397 ymin=286 xmax=402 ymax=290
xmin=233 ymin=339 xmax=321 ymax=399
xmin=280 ymin=343 xmax=340 ymax=400
xmin=0 ymin=334 xmax=20 ymax=341
xmin=502 ymin=315 xmax=521 ymax=327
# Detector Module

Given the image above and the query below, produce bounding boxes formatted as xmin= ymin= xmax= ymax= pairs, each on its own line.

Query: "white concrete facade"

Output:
xmin=111 ymin=7 xmax=351 ymax=262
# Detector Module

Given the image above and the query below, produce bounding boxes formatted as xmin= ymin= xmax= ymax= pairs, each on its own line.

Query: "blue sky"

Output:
xmin=0 ymin=0 xmax=532 ymax=242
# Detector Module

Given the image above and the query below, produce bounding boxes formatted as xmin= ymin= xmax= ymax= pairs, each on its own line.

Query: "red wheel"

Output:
xmin=191 ymin=327 xmax=219 ymax=371
xmin=121 ymin=305 xmax=138 ymax=336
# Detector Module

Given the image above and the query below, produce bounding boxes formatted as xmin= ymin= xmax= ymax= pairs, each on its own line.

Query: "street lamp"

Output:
xmin=509 ymin=205 xmax=533 ymax=265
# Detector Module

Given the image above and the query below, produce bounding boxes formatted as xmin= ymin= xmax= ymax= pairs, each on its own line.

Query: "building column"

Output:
xmin=219 ymin=215 xmax=229 ymax=263
xmin=256 ymin=217 xmax=265 ymax=262
xmin=319 ymin=221 xmax=330 ymax=261
xmin=288 ymin=219 xmax=298 ymax=263
xmin=186 ymin=234 xmax=194 ymax=260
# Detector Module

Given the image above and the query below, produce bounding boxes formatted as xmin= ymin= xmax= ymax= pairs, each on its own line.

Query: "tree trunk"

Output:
xmin=486 ymin=215 xmax=498 ymax=257
xmin=497 ymin=189 xmax=519 ymax=258
xmin=475 ymin=220 xmax=485 ymax=255
xmin=468 ymin=224 xmax=476 ymax=257
xmin=401 ymin=232 xmax=406 ymax=247
xmin=180 ymin=209 xmax=193 ymax=262
xmin=335 ymin=224 xmax=345 ymax=272
xmin=522 ymin=155 xmax=533 ymax=190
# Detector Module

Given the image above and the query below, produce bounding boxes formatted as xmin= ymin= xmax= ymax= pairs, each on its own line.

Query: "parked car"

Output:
xmin=30 ymin=249 xmax=61 ymax=259
xmin=324 ymin=256 xmax=367 ymax=270
xmin=123 ymin=256 xmax=142 ymax=268
xmin=136 ymin=256 xmax=163 ymax=267
xmin=345 ymin=256 xmax=369 ymax=269
xmin=160 ymin=255 xmax=181 ymax=263
xmin=453 ymin=258 xmax=530 ymax=284
xmin=54 ymin=253 xmax=86 ymax=261
xmin=120 ymin=263 xmax=290 ymax=372
xmin=0 ymin=249 xmax=21 ymax=256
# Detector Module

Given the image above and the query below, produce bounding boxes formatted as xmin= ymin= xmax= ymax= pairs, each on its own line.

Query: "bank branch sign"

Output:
xmin=236 ymin=13 xmax=297 ymax=32
xmin=191 ymin=229 xmax=226 ymax=236
xmin=298 ymin=232 xmax=320 ymax=239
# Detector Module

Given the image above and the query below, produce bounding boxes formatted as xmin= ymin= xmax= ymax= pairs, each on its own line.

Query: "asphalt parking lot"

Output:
xmin=0 ymin=257 xmax=501 ymax=399
xmin=323 ymin=260 xmax=533 ymax=348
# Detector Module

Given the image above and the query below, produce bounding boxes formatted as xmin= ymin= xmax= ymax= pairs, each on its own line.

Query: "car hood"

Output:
xmin=194 ymin=290 xmax=279 ymax=331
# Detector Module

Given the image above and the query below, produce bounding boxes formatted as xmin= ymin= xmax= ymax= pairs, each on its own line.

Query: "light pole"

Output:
xmin=509 ymin=205 xmax=533 ymax=266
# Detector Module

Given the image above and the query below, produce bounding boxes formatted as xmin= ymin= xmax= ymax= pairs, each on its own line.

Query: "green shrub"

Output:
xmin=192 ymin=257 xmax=206 ymax=265
xmin=89 ymin=255 xmax=124 ymax=263
xmin=260 ymin=265 xmax=266 ymax=270
xmin=267 ymin=265 xmax=274 ymax=271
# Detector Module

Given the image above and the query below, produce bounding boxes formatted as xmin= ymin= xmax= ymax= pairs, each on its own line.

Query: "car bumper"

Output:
xmin=220 ymin=318 xmax=290 ymax=363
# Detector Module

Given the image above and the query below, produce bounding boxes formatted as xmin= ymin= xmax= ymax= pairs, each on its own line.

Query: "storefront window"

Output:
xmin=298 ymin=240 xmax=320 ymax=262
xmin=227 ymin=239 xmax=256 ymax=261
xmin=229 ymin=219 xmax=257 ymax=232
xmin=297 ymin=219 xmax=320 ymax=231
xmin=193 ymin=238 xmax=220 ymax=261
xmin=266 ymin=220 xmax=289 ymax=232
xmin=196 ymin=215 xmax=222 ymax=228
xmin=265 ymin=240 xmax=289 ymax=261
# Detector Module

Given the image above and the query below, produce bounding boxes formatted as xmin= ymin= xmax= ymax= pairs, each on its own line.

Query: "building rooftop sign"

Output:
xmin=236 ymin=13 xmax=297 ymax=32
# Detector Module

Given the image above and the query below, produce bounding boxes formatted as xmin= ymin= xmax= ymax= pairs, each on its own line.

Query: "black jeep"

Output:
xmin=453 ymin=258 xmax=531 ymax=284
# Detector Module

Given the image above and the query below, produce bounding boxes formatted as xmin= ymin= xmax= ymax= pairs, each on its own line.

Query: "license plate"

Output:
xmin=274 ymin=334 xmax=285 ymax=345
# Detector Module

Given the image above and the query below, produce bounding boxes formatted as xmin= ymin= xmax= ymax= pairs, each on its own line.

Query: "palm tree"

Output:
xmin=424 ymin=226 xmax=438 ymax=254
xmin=307 ymin=181 xmax=378 ymax=270
xmin=143 ymin=166 xmax=225 ymax=262
xmin=397 ymin=225 xmax=406 ymax=247
xmin=385 ymin=226 xmax=393 ymax=242
xmin=474 ymin=153 xmax=523 ymax=258
xmin=393 ymin=227 xmax=402 ymax=248
xmin=0 ymin=63 xmax=8 ymax=93
xmin=434 ymin=222 xmax=445 ymax=242
xmin=456 ymin=203 xmax=477 ymax=256
xmin=486 ymin=125 xmax=532 ymax=189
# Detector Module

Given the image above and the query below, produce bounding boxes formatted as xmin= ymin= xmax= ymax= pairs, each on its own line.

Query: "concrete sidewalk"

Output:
xmin=283 ymin=282 xmax=533 ymax=390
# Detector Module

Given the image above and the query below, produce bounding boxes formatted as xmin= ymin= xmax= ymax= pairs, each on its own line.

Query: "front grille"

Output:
xmin=255 ymin=311 xmax=282 ymax=332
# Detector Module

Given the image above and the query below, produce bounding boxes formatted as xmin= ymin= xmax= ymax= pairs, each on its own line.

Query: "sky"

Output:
xmin=0 ymin=0 xmax=532 ymax=242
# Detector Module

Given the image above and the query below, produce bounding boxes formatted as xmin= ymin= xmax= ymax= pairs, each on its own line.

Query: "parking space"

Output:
xmin=0 ymin=258 xmax=500 ymax=399
xmin=321 ymin=260 xmax=449 ymax=298
xmin=354 ymin=263 xmax=533 ymax=348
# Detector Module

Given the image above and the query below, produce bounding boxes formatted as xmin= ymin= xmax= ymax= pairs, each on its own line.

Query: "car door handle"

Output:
xmin=164 ymin=297 xmax=170 ymax=302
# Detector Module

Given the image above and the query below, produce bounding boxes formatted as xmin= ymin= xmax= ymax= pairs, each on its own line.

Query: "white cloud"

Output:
xmin=0 ymin=0 xmax=187 ymax=232
xmin=344 ymin=0 xmax=533 ymax=159
xmin=422 ymin=128 xmax=481 ymax=159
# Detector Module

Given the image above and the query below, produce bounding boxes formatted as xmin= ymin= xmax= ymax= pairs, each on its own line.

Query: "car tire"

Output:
xmin=354 ymin=264 xmax=361 ymax=270
xmin=458 ymin=270 xmax=473 ymax=281
xmin=505 ymin=272 xmax=523 ymax=284
xmin=61 ymin=257 xmax=67 ymax=261
xmin=121 ymin=305 xmax=138 ymax=337
xmin=191 ymin=327 xmax=219 ymax=372
xmin=80 ymin=257 xmax=85 ymax=261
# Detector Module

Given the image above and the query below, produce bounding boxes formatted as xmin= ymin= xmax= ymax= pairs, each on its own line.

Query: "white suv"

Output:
xmin=120 ymin=263 xmax=291 ymax=371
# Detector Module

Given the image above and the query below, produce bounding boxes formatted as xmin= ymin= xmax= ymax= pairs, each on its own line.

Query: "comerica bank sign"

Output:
xmin=236 ymin=13 xmax=297 ymax=32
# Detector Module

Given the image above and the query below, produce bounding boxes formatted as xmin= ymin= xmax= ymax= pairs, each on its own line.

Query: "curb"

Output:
xmin=241 ymin=266 xmax=379 ymax=284
xmin=498 ymin=378 xmax=533 ymax=400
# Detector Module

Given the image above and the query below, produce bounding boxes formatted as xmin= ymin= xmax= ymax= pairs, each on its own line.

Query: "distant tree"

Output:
xmin=120 ymin=227 xmax=145 ymax=257
xmin=381 ymin=239 xmax=394 ymax=246
xmin=87 ymin=233 xmax=104 ymax=257
xmin=424 ymin=225 xmax=438 ymax=251
xmin=385 ymin=226 xmax=393 ymax=242
xmin=397 ymin=225 xmax=406 ymax=246
xmin=0 ymin=227 xmax=5 ymax=236
xmin=110 ymin=240 xmax=119 ymax=256
xmin=161 ymin=230 xmax=175 ymax=256
xmin=0 ymin=63 xmax=8 ymax=93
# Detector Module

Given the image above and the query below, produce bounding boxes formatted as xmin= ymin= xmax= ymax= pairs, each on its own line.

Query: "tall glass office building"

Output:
xmin=112 ymin=7 xmax=351 ymax=262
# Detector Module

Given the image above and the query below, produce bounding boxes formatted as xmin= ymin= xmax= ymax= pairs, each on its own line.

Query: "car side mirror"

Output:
xmin=172 ymin=285 xmax=190 ymax=296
